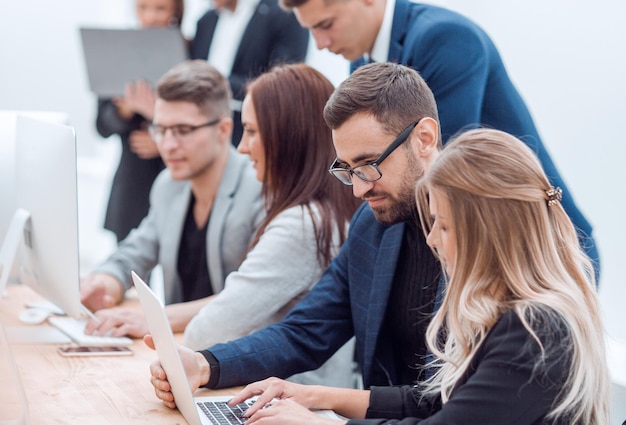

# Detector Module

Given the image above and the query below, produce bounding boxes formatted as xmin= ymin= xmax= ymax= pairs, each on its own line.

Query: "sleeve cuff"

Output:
xmin=366 ymin=386 xmax=406 ymax=419
xmin=198 ymin=350 xmax=220 ymax=388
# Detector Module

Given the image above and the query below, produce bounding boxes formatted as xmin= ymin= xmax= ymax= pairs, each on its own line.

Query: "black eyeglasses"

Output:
xmin=328 ymin=120 xmax=420 ymax=185
xmin=148 ymin=118 xmax=222 ymax=143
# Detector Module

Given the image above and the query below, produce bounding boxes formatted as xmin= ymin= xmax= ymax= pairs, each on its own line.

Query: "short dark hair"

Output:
xmin=324 ymin=62 xmax=440 ymax=138
xmin=280 ymin=0 xmax=310 ymax=10
xmin=156 ymin=60 xmax=232 ymax=119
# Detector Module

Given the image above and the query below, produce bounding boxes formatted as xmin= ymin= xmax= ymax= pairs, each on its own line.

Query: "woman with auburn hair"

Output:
xmin=183 ymin=63 xmax=361 ymax=387
xmin=238 ymin=63 xmax=360 ymax=265
xmin=228 ymin=128 xmax=609 ymax=424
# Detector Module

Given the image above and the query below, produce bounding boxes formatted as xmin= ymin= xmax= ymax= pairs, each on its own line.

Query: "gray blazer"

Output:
xmin=93 ymin=147 xmax=263 ymax=304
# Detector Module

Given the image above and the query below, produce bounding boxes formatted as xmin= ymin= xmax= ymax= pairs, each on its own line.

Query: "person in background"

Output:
xmin=190 ymin=0 xmax=309 ymax=146
xmin=281 ymin=0 xmax=600 ymax=278
xmin=184 ymin=63 xmax=361 ymax=387
xmin=96 ymin=0 xmax=186 ymax=242
xmin=231 ymin=128 xmax=610 ymax=425
xmin=82 ymin=60 xmax=263 ymax=336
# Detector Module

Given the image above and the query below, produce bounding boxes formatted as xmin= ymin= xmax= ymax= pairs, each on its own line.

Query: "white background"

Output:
xmin=0 ymin=0 xmax=625 ymax=343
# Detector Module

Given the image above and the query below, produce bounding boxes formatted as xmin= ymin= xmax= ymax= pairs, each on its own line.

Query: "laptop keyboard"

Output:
xmin=48 ymin=316 xmax=133 ymax=347
xmin=197 ymin=400 xmax=253 ymax=424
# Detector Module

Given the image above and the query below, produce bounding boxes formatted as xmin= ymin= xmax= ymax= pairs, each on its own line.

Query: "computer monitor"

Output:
xmin=0 ymin=116 xmax=83 ymax=318
xmin=0 ymin=111 xmax=69 ymax=253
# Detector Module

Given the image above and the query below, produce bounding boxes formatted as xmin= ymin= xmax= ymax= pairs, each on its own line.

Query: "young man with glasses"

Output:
xmin=147 ymin=63 xmax=445 ymax=404
xmin=80 ymin=60 xmax=263 ymax=338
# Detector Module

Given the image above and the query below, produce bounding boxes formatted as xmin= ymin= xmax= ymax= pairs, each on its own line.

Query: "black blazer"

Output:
xmin=190 ymin=0 xmax=309 ymax=145
xmin=348 ymin=310 xmax=572 ymax=425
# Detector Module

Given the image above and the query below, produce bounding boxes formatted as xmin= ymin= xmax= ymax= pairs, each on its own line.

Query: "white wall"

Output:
xmin=1 ymin=1 xmax=625 ymax=340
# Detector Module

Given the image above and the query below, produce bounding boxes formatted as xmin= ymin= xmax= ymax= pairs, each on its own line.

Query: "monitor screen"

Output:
xmin=12 ymin=116 xmax=82 ymax=318
xmin=0 ymin=111 xmax=69 ymax=246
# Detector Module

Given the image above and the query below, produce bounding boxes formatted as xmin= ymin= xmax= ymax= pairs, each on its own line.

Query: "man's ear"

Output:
xmin=217 ymin=117 xmax=234 ymax=145
xmin=411 ymin=117 xmax=439 ymax=157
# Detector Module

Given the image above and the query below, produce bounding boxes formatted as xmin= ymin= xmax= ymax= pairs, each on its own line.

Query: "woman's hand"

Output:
xmin=232 ymin=377 xmax=370 ymax=421
xmin=129 ymin=129 xmax=160 ymax=159
xmin=113 ymin=80 xmax=157 ymax=120
xmin=229 ymin=377 xmax=313 ymax=418
xmin=246 ymin=398 xmax=346 ymax=425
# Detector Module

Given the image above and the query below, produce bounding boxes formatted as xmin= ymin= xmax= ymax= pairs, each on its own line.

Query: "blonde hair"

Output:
xmin=416 ymin=129 xmax=609 ymax=424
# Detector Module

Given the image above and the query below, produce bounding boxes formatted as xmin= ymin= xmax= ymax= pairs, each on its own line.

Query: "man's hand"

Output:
xmin=144 ymin=334 xmax=212 ymax=409
xmin=80 ymin=274 xmax=123 ymax=312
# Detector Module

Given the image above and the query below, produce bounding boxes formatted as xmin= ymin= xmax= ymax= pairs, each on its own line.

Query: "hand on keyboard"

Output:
xmin=48 ymin=316 xmax=133 ymax=347
xmin=83 ymin=306 xmax=150 ymax=339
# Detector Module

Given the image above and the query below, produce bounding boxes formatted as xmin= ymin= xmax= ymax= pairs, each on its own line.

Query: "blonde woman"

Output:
xmin=228 ymin=129 xmax=610 ymax=425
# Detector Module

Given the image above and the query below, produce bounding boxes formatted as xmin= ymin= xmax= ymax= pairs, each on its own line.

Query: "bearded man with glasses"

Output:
xmin=80 ymin=60 xmax=262 ymax=338
xmin=148 ymin=62 xmax=446 ymax=403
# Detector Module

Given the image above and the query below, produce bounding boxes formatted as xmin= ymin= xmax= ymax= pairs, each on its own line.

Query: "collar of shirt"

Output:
xmin=207 ymin=0 xmax=260 ymax=76
xmin=370 ymin=0 xmax=396 ymax=63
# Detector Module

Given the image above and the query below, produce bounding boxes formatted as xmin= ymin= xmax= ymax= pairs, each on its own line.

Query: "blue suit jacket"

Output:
xmin=208 ymin=203 xmax=407 ymax=389
xmin=352 ymin=1 xmax=598 ymax=270
xmin=190 ymin=0 xmax=309 ymax=144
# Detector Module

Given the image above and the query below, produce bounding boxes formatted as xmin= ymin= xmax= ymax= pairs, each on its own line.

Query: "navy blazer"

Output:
xmin=190 ymin=0 xmax=309 ymax=145
xmin=352 ymin=1 xmax=598 ymax=272
xmin=208 ymin=203 xmax=415 ymax=389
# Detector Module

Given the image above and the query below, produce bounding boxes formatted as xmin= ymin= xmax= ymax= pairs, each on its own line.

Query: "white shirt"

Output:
xmin=206 ymin=0 xmax=260 ymax=77
xmin=370 ymin=0 xmax=396 ymax=63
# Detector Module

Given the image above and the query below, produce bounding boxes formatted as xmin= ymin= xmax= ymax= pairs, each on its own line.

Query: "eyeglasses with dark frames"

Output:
xmin=148 ymin=118 xmax=223 ymax=144
xmin=328 ymin=119 xmax=421 ymax=185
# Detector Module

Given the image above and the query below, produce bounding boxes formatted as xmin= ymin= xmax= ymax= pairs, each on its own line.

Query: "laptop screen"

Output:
xmin=79 ymin=27 xmax=188 ymax=97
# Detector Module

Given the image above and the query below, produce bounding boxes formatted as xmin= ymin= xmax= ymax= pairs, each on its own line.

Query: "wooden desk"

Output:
xmin=0 ymin=284 xmax=237 ymax=425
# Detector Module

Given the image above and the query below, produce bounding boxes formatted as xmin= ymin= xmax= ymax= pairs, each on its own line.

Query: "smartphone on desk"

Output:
xmin=57 ymin=346 xmax=133 ymax=357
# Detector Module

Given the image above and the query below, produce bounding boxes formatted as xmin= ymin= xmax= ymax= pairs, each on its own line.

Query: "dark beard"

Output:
xmin=370 ymin=151 xmax=423 ymax=225
xmin=370 ymin=190 xmax=417 ymax=225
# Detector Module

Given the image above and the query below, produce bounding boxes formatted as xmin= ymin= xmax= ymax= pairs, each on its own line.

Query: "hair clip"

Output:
xmin=546 ymin=186 xmax=563 ymax=207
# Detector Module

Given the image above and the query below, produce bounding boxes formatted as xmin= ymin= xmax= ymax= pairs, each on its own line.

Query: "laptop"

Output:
xmin=131 ymin=271 xmax=341 ymax=425
xmin=79 ymin=27 xmax=188 ymax=97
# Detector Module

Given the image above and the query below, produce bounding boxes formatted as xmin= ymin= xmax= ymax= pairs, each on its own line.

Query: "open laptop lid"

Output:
xmin=132 ymin=271 xmax=202 ymax=425
xmin=79 ymin=27 xmax=187 ymax=97
xmin=133 ymin=271 xmax=343 ymax=424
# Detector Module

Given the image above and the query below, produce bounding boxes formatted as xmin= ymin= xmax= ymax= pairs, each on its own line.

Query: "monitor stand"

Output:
xmin=0 ymin=209 xmax=73 ymax=345
xmin=0 ymin=209 xmax=30 ymax=298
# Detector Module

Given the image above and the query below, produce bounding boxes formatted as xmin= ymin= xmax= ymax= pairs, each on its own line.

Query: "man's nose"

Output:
xmin=312 ymin=30 xmax=331 ymax=50
xmin=351 ymin=177 xmax=373 ymax=199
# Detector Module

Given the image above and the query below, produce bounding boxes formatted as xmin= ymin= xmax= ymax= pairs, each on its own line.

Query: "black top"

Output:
xmin=382 ymin=219 xmax=440 ymax=385
xmin=96 ymin=98 xmax=165 ymax=241
xmin=177 ymin=195 xmax=214 ymax=302
xmin=348 ymin=309 xmax=572 ymax=425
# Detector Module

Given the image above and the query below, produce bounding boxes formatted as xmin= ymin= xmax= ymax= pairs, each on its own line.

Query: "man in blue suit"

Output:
xmin=284 ymin=0 xmax=598 ymax=273
xmin=147 ymin=63 xmax=445 ymax=403
xmin=190 ymin=0 xmax=309 ymax=146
